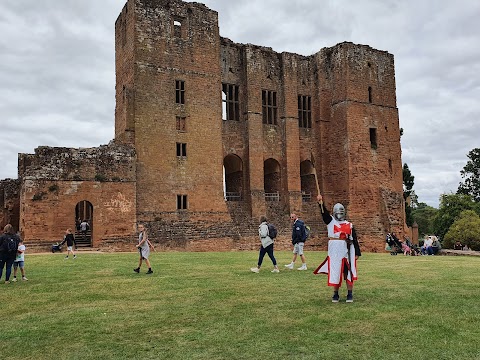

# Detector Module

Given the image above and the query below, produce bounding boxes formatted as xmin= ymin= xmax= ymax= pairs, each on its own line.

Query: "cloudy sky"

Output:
xmin=1 ymin=0 xmax=479 ymax=207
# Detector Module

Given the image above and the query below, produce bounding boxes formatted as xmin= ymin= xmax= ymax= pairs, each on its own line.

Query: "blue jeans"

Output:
xmin=0 ymin=257 xmax=15 ymax=281
xmin=422 ymin=246 xmax=434 ymax=255
xmin=258 ymin=244 xmax=277 ymax=267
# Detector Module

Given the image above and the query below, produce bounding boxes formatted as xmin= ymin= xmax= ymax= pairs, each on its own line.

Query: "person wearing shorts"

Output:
xmin=284 ymin=213 xmax=307 ymax=270
xmin=61 ymin=228 xmax=76 ymax=259
xmin=13 ymin=239 xmax=28 ymax=281
xmin=134 ymin=224 xmax=154 ymax=274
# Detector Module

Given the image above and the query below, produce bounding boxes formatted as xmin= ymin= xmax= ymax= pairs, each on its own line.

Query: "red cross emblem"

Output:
xmin=334 ymin=223 xmax=351 ymax=239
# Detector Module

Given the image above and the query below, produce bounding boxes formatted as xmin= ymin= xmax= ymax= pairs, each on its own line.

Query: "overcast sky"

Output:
xmin=1 ymin=0 xmax=479 ymax=207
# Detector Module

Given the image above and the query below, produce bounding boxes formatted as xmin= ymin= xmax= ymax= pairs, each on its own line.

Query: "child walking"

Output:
xmin=61 ymin=228 xmax=77 ymax=259
xmin=12 ymin=239 xmax=28 ymax=282
xmin=134 ymin=224 xmax=154 ymax=274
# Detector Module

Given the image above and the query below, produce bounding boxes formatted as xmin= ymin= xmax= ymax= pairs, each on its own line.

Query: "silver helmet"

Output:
xmin=332 ymin=203 xmax=346 ymax=221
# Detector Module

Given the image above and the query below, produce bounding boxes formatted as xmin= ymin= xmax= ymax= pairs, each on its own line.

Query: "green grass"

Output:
xmin=2 ymin=251 xmax=480 ymax=360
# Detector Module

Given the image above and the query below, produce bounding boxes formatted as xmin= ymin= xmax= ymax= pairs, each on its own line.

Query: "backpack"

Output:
xmin=303 ymin=224 xmax=311 ymax=242
xmin=267 ymin=223 xmax=277 ymax=239
xmin=5 ymin=236 xmax=17 ymax=253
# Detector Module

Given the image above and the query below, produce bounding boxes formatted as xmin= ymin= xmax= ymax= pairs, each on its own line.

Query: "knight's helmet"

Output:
xmin=332 ymin=203 xmax=346 ymax=221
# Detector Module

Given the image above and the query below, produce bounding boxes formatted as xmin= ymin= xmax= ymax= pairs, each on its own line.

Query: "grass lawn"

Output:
xmin=1 ymin=250 xmax=480 ymax=360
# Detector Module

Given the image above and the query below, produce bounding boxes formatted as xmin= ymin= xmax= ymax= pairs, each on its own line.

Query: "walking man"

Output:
xmin=285 ymin=213 xmax=307 ymax=270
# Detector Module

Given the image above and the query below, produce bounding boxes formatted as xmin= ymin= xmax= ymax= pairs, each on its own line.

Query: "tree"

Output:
xmin=412 ymin=202 xmax=438 ymax=237
xmin=443 ymin=210 xmax=480 ymax=250
xmin=457 ymin=148 xmax=480 ymax=202
xmin=403 ymin=163 xmax=415 ymax=226
xmin=432 ymin=193 xmax=480 ymax=240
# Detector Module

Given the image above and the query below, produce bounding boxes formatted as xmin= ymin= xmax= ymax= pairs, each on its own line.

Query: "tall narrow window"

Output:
xmin=177 ymin=195 xmax=188 ymax=210
xmin=262 ymin=90 xmax=277 ymax=125
xmin=176 ymin=142 xmax=187 ymax=157
xmin=298 ymin=95 xmax=312 ymax=128
xmin=173 ymin=20 xmax=182 ymax=38
xmin=368 ymin=86 xmax=372 ymax=103
xmin=222 ymin=83 xmax=240 ymax=121
xmin=176 ymin=80 xmax=185 ymax=104
xmin=176 ymin=116 xmax=186 ymax=132
xmin=370 ymin=128 xmax=377 ymax=149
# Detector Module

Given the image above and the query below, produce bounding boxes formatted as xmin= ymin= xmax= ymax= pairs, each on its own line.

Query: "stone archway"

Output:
xmin=223 ymin=154 xmax=244 ymax=201
xmin=300 ymin=160 xmax=317 ymax=202
xmin=264 ymin=158 xmax=281 ymax=201
xmin=75 ymin=200 xmax=93 ymax=247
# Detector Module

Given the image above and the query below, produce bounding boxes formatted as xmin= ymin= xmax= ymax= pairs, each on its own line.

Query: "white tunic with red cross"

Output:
xmin=313 ymin=217 xmax=358 ymax=286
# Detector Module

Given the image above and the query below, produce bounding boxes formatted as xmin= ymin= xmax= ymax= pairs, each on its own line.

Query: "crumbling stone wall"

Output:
xmin=18 ymin=142 xmax=136 ymax=248
xmin=111 ymin=0 xmax=404 ymax=251
xmin=0 ymin=179 xmax=20 ymax=231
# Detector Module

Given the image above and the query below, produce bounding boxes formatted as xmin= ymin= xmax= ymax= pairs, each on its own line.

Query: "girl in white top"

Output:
xmin=13 ymin=240 xmax=28 ymax=281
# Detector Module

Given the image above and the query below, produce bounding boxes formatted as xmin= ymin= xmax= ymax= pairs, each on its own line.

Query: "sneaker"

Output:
xmin=346 ymin=294 xmax=354 ymax=303
xmin=65 ymin=256 xmax=69 ymax=259
xmin=12 ymin=277 xmax=17 ymax=282
xmin=5 ymin=280 xmax=10 ymax=284
xmin=133 ymin=268 xmax=140 ymax=273
xmin=284 ymin=263 xmax=294 ymax=270
xmin=297 ymin=265 xmax=307 ymax=271
xmin=73 ymin=255 xmax=77 ymax=259
xmin=271 ymin=268 xmax=280 ymax=273
xmin=250 ymin=267 xmax=260 ymax=273
xmin=332 ymin=293 xmax=340 ymax=303
xmin=146 ymin=269 xmax=153 ymax=274
xmin=22 ymin=277 xmax=28 ymax=281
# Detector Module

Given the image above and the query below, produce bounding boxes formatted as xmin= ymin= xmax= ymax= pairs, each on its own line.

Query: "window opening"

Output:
xmin=368 ymin=86 xmax=372 ymax=103
xmin=176 ymin=142 xmax=187 ymax=157
xmin=262 ymin=90 xmax=277 ymax=125
xmin=222 ymin=83 xmax=240 ymax=121
xmin=176 ymin=116 xmax=186 ymax=132
xmin=298 ymin=95 xmax=312 ymax=128
xmin=176 ymin=80 xmax=185 ymax=104
xmin=370 ymin=128 xmax=377 ymax=150
xmin=173 ymin=20 xmax=182 ymax=38
xmin=177 ymin=195 xmax=188 ymax=210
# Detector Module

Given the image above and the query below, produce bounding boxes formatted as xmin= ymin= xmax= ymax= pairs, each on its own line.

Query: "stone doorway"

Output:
xmin=75 ymin=200 xmax=93 ymax=247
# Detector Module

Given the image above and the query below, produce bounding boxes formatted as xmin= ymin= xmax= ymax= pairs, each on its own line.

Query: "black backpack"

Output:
xmin=267 ymin=224 xmax=277 ymax=239
xmin=4 ymin=236 xmax=17 ymax=253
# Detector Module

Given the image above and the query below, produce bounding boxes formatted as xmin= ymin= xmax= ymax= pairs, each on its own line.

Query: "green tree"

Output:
xmin=443 ymin=210 xmax=480 ymax=250
xmin=457 ymin=148 xmax=480 ymax=202
xmin=403 ymin=163 xmax=415 ymax=226
xmin=432 ymin=193 xmax=480 ymax=240
xmin=412 ymin=202 xmax=438 ymax=237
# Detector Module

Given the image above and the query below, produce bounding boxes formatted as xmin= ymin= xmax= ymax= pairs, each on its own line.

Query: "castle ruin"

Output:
xmin=0 ymin=0 xmax=404 ymax=251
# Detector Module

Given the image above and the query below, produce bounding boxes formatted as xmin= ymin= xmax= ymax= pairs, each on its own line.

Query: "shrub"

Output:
xmin=443 ymin=210 xmax=480 ymax=251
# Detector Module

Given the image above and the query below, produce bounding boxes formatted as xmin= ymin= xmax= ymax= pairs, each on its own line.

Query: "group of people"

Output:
xmin=421 ymin=235 xmax=441 ymax=255
xmin=3 ymin=196 xmax=360 ymax=302
xmin=0 ymin=224 xmax=28 ymax=284
xmin=250 ymin=194 xmax=361 ymax=303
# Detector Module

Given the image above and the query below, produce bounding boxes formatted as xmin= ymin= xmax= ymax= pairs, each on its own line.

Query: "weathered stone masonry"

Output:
xmin=2 ymin=0 xmax=404 ymax=251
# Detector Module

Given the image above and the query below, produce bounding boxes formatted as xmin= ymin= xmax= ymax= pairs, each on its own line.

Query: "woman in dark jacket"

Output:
xmin=0 ymin=224 xmax=21 ymax=284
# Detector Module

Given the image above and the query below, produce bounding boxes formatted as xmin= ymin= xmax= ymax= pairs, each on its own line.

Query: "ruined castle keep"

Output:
xmin=0 ymin=0 xmax=404 ymax=251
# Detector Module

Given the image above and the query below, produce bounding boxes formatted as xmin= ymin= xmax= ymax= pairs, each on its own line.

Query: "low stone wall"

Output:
xmin=438 ymin=249 xmax=480 ymax=257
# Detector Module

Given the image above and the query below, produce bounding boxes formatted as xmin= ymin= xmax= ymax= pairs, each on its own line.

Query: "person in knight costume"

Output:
xmin=313 ymin=194 xmax=361 ymax=303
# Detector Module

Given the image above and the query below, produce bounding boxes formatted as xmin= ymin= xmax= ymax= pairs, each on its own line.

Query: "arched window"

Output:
xmin=264 ymin=158 xmax=281 ymax=201
xmin=223 ymin=154 xmax=243 ymax=201
xmin=300 ymin=160 xmax=317 ymax=202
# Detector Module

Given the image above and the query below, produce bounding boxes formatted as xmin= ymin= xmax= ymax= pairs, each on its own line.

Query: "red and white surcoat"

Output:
xmin=313 ymin=217 xmax=358 ymax=286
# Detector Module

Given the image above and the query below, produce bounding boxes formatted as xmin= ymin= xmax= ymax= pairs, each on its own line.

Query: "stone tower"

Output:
xmin=115 ymin=0 xmax=231 ymax=237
